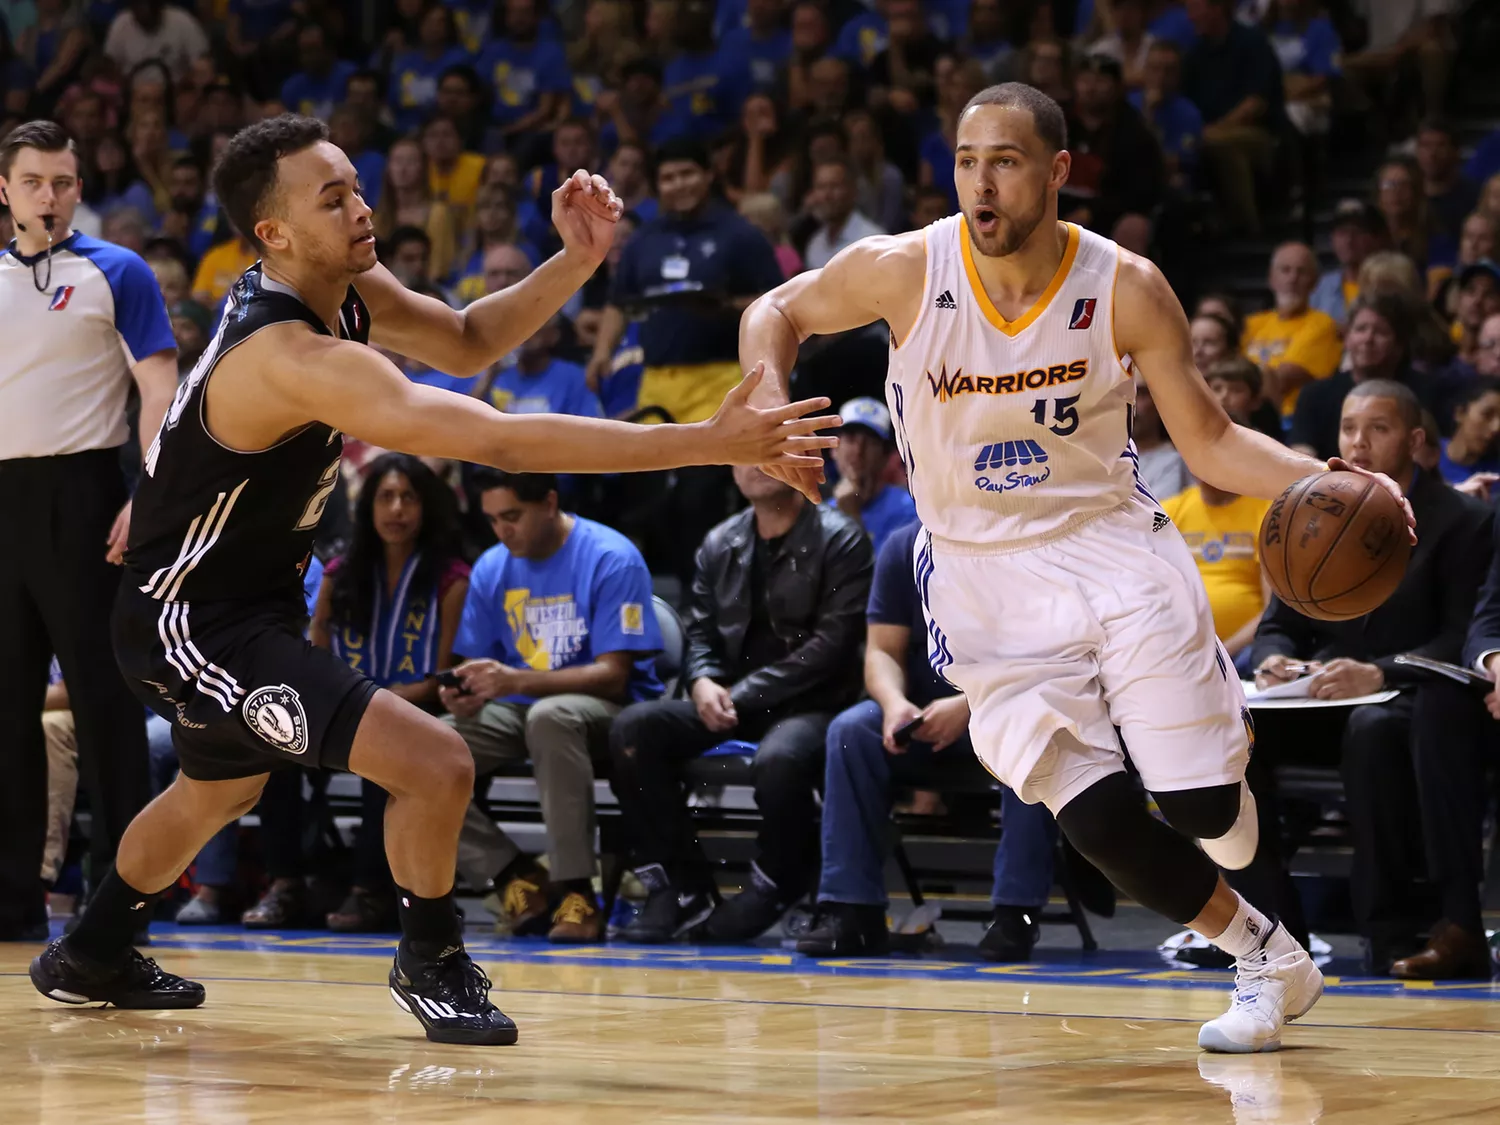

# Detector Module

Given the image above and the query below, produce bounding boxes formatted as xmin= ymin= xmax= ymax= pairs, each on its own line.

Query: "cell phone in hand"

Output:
xmin=893 ymin=715 xmax=924 ymax=748
xmin=435 ymin=669 xmax=471 ymax=694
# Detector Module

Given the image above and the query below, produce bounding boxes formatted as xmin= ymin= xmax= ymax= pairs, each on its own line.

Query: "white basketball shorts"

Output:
xmin=916 ymin=493 xmax=1251 ymax=815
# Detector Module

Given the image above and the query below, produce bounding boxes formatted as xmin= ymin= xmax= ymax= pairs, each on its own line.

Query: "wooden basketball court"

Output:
xmin=3 ymin=929 xmax=1497 ymax=1123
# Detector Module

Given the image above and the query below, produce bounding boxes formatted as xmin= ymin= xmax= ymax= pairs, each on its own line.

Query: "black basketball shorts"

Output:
xmin=113 ymin=583 xmax=379 ymax=781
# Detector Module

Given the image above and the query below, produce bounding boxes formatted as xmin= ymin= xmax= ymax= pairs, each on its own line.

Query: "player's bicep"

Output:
xmin=278 ymin=340 xmax=493 ymax=461
xmin=360 ymin=263 xmax=467 ymax=365
xmin=1116 ymin=254 xmax=1231 ymax=450
xmin=770 ymin=239 xmax=911 ymax=340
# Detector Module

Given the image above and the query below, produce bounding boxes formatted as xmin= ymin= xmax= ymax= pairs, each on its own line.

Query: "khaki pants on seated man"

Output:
xmin=449 ymin=694 xmax=619 ymax=940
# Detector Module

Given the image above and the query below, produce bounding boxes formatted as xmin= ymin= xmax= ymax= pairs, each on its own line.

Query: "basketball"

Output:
xmin=1259 ymin=471 xmax=1411 ymax=621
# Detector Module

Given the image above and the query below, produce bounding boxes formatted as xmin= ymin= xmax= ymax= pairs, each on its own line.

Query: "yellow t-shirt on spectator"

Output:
xmin=429 ymin=153 xmax=487 ymax=213
xmin=192 ymin=240 xmax=257 ymax=306
xmin=1163 ymin=486 xmax=1271 ymax=642
xmin=1242 ymin=307 xmax=1343 ymax=415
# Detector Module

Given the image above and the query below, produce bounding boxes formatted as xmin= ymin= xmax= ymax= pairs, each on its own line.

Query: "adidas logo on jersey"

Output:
xmin=1152 ymin=511 xmax=1171 ymax=533
xmin=934 ymin=290 xmax=957 ymax=309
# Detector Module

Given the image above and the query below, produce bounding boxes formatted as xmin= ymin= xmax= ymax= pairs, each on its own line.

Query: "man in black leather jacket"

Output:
xmin=609 ymin=465 xmax=873 ymax=944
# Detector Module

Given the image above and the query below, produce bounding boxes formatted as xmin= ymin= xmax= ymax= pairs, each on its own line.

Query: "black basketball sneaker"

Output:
xmin=388 ymin=946 xmax=518 ymax=1045
xmin=30 ymin=938 xmax=205 ymax=1008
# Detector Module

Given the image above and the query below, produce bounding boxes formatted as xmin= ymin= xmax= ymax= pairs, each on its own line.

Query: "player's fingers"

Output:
xmin=765 ymin=397 xmax=833 ymax=422
xmin=771 ymin=452 xmax=830 ymax=467
xmin=727 ymin=362 xmax=763 ymax=401
xmin=782 ymin=434 xmax=840 ymax=453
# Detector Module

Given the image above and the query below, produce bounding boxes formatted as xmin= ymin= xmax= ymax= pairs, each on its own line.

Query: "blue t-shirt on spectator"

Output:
xmin=100 ymin=180 xmax=158 ymax=228
xmin=445 ymin=0 xmax=491 ymax=53
xmin=184 ymin=200 xmax=222 ymax=260
xmin=351 ymin=150 xmax=387 ymax=210
xmin=302 ymin=554 xmax=324 ymax=614
xmin=230 ymin=0 xmax=294 ymax=43
xmin=476 ymin=36 xmax=571 ymax=126
xmin=450 ymin=240 xmax=542 ymax=304
xmin=867 ymin=520 xmax=953 ymax=707
xmin=455 ymin=517 xmax=664 ymax=704
xmin=1438 ymin=440 xmax=1500 ymax=487
xmin=599 ymin=321 xmax=644 ymax=417
xmin=832 ymin=10 xmax=887 ymax=68
xmin=1465 ymin=127 xmax=1500 ymax=186
xmin=389 ymin=46 xmax=473 ymax=131
xmin=714 ymin=0 xmax=747 ymax=39
xmin=718 ymin=25 xmax=791 ymax=91
xmin=1128 ymin=90 xmax=1203 ymax=174
xmin=487 ymin=357 xmax=603 ymax=418
xmin=1076 ymin=0 xmax=1194 ymax=48
xmin=825 ymin=484 xmax=917 ymax=556
xmin=919 ymin=130 xmax=959 ymax=212
xmin=659 ymin=50 xmax=752 ymax=141
xmin=1268 ymin=16 xmax=1341 ymax=77
xmin=281 ymin=61 xmax=356 ymax=119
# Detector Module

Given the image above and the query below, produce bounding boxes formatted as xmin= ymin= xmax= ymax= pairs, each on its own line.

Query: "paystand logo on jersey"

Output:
xmin=925 ymin=359 xmax=1090 ymax=403
xmin=973 ymin=439 xmax=1051 ymax=493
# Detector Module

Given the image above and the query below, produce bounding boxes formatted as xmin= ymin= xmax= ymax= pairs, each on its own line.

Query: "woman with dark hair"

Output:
xmin=83 ymin=131 xmax=160 ymax=223
xmin=309 ymin=454 xmax=471 ymax=932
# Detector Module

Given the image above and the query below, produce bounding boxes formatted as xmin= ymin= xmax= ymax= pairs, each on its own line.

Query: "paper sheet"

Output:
xmin=1239 ymin=680 xmax=1400 ymax=709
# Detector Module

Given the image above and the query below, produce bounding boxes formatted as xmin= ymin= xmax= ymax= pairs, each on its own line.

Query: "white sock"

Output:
xmin=1207 ymin=893 xmax=1275 ymax=959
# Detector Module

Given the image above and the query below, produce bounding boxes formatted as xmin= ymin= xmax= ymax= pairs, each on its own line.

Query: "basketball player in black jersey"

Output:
xmin=30 ymin=115 xmax=838 ymax=1045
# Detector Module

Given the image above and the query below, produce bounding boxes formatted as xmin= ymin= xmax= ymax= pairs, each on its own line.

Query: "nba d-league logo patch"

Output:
xmin=48 ymin=285 xmax=76 ymax=311
xmin=1068 ymin=298 xmax=1096 ymax=329
xmin=243 ymin=684 xmax=308 ymax=753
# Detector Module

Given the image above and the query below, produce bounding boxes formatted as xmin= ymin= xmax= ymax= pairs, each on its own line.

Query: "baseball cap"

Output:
xmin=1330 ymin=198 xmax=1384 ymax=235
xmin=1458 ymin=259 xmax=1500 ymax=289
xmin=839 ymin=396 xmax=893 ymax=441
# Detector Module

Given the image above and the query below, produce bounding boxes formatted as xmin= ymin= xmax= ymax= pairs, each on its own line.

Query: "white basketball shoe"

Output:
xmin=1198 ymin=922 xmax=1324 ymax=1053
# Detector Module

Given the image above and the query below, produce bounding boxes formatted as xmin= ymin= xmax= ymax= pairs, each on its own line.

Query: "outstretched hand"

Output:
xmin=1327 ymin=458 xmax=1417 ymax=545
xmin=704 ymin=364 xmax=840 ymax=501
xmin=552 ymin=169 xmax=623 ymax=266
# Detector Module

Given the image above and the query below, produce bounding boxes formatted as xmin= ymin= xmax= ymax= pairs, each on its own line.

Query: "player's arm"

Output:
xmin=1119 ymin=253 xmax=1411 ymax=539
xmin=740 ymin=234 xmax=924 ymax=402
xmin=740 ymin=234 xmax=923 ymax=495
xmin=267 ymin=332 xmax=839 ymax=478
xmin=362 ymin=170 xmax=618 ymax=377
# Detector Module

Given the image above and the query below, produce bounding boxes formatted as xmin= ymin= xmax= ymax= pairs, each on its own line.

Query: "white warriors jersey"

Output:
xmin=886 ymin=216 xmax=1145 ymax=552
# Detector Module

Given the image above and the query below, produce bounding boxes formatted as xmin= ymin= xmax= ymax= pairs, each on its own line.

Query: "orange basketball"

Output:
xmin=1259 ymin=471 xmax=1411 ymax=621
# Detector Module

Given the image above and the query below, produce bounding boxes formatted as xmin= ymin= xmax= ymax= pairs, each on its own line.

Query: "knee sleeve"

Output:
xmin=1153 ymin=782 xmax=1243 ymax=841
xmin=1055 ymin=772 xmax=1220 ymax=925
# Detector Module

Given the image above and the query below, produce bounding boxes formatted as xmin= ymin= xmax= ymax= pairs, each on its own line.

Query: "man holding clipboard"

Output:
xmin=1248 ymin=381 xmax=1495 ymax=980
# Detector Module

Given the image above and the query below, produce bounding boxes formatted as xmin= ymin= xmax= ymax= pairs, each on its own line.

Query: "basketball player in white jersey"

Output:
xmin=740 ymin=84 xmax=1414 ymax=1053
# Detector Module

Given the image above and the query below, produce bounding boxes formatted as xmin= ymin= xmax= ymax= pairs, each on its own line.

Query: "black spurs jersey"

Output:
xmin=126 ymin=265 xmax=370 ymax=603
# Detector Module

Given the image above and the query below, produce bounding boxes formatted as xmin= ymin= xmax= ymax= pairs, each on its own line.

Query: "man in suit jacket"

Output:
xmin=1252 ymin=380 xmax=1494 ymax=979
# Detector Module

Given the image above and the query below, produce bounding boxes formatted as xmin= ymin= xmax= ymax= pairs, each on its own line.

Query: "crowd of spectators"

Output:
xmin=5 ymin=0 xmax=1498 ymax=975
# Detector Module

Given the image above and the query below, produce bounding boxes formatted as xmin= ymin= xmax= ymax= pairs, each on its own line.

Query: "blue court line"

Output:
xmin=5 ymin=970 xmax=1497 ymax=1038
xmin=94 ymin=924 xmax=1500 ymax=1003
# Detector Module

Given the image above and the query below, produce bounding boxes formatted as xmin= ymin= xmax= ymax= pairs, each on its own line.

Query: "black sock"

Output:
xmin=68 ymin=870 xmax=160 ymax=961
xmin=396 ymin=886 xmax=463 ymax=960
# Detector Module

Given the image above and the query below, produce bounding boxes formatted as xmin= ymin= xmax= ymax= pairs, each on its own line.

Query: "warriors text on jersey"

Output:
xmin=886 ymin=217 xmax=1144 ymax=551
xmin=126 ymin=265 xmax=369 ymax=603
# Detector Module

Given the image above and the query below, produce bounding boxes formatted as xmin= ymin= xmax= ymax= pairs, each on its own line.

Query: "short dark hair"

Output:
xmin=212 ymin=114 xmax=329 ymax=252
xmin=1205 ymin=356 xmax=1262 ymax=397
xmin=421 ymin=112 xmax=461 ymax=135
xmin=960 ymin=82 xmax=1068 ymax=152
xmin=0 ymin=119 xmax=78 ymax=177
xmin=1192 ymin=309 xmax=1241 ymax=350
xmin=1346 ymin=378 xmax=1421 ymax=429
xmin=470 ymin=468 xmax=558 ymax=503
xmin=171 ymin=154 xmax=202 ymax=175
xmin=1417 ymin=117 xmax=1458 ymax=142
xmin=438 ymin=64 xmax=483 ymax=94
xmin=656 ymin=137 xmax=710 ymax=171
xmin=1450 ymin=375 xmax=1500 ymax=412
xmin=347 ymin=68 xmax=385 ymax=96
xmin=387 ymin=224 xmax=431 ymax=252
xmin=1347 ymin=292 xmax=1414 ymax=352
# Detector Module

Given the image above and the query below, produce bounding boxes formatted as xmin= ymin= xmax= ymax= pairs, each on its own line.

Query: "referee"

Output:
xmin=0 ymin=121 xmax=178 ymax=940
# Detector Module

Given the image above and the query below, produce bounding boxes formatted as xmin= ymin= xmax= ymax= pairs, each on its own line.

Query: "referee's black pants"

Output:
xmin=0 ymin=450 xmax=151 ymax=933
